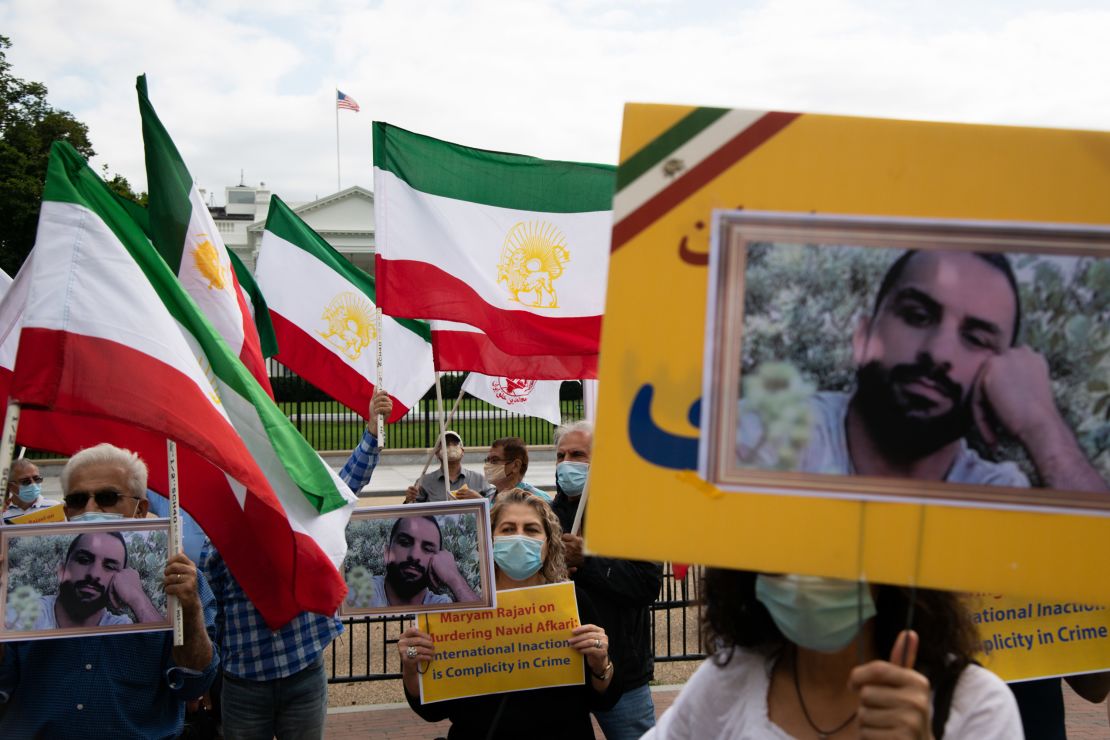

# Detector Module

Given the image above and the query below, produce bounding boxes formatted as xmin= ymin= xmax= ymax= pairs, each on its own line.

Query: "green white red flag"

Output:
xmin=255 ymin=195 xmax=435 ymax=422
xmin=461 ymin=372 xmax=565 ymax=426
xmin=137 ymin=75 xmax=274 ymax=395
xmin=373 ymin=122 xmax=614 ymax=357
xmin=4 ymin=141 xmax=355 ymax=628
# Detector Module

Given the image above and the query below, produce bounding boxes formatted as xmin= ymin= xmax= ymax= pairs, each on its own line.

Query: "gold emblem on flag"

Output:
xmin=192 ymin=236 xmax=229 ymax=291
xmin=496 ymin=221 xmax=569 ymax=309
xmin=318 ymin=292 xmax=377 ymax=360
xmin=200 ymin=358 xmax=223 ymax=406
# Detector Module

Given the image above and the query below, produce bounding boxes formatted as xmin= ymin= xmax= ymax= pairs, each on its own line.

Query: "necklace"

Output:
xmin=792 ymin=662 xmax=857 ymax=739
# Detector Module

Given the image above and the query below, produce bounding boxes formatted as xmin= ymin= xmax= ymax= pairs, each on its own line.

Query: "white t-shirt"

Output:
xmin=4 ymin=594 xmax=133 ymax=631
xmin=645 ymin=650 xmax=1023 ymax=740
xmin=368 ymin=574 xmax=454 ymax=607
xmin=739 ymin=391 xmax=1030 ymax=487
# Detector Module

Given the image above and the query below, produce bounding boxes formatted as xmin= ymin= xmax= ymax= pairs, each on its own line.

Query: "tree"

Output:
xmin=0 ymin=35 xmax=144 ymax=276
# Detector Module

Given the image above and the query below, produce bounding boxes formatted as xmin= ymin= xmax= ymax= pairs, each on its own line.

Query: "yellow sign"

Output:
xmin=418 ymin=581 xmax=583 ymax=703
xmin=587 ymin=103 xmax=1110 ymax=606
xmin=972 ymin=594 xmax=1110 ymax=681
xmin=496 ymin=221 xmax=569 ymax=309
xmin=318 ymin=291 xmax=377 ymax=360
xmin=7 ymin=504 xmax=65 ymax=524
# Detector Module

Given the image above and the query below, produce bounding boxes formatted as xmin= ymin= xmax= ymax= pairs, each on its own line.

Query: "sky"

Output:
xmin=4 ymin=0 xmax=1110 ymax=205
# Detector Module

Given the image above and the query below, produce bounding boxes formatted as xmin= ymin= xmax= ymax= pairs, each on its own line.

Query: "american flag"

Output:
xmin=337 ymin=90 xmax=360 ymax=112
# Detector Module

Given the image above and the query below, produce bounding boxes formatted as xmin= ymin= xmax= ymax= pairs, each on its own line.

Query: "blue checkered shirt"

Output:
xmin=339 ymin=428 xmax=380 ymax=493
xmin=200 ymin=431 xmax=381 ymax=680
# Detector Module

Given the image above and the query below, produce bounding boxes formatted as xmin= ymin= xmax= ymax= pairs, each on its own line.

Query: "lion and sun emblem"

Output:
xmin=318 ymin=292 xmax=377 ymax=361
xmin=496 ymin=221 xmax=570 ymax=309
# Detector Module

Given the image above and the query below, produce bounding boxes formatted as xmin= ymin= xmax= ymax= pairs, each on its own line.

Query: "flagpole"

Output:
xmin=335 ymin=86 xmax=341 ymax=192
xmin=375 ymin=308 xmax=385 ymax=447
xmin=571 ymin=479 xmax=589 ymax=536
xmin=167 ymin=439 xmax=184 ymax=647
xmin=413 ymin=383 xmax=466 ymax=484
xmin=433 ymin=372 xmax=451 ymax=500
xmin=0 ymin=402 xmax=21 ymax=514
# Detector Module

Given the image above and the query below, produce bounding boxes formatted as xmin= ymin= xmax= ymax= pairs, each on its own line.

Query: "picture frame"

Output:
xmin=700 ymin=210 xmax=1110 ymax=513
xmin=340 ymin=499 xmax=496 ymax=617
xmin=1 ymin=518 xmax=173 ymax=642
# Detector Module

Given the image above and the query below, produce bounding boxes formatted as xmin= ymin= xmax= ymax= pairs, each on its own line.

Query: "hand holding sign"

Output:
xmin=849 ymin=629 xmax=932 ymax=740
xmin=569 ymin=623 xmax=611 ymax=680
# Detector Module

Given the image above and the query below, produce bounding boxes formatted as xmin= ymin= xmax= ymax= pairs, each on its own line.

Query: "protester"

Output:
xmin=398 ymin=488 xmax=620 ymax=738
xmin=647 ymin=569 xmax=1022 ymax=738
xmin=202 ymin=389 xmax=391 ymax=740
xmin=0 ymin=443 xmax=217 ymax=737
xmin=473 ymin=436 xmax=550 ymax=502
xmin=2 ymin=458 xmax=56 ymax=522
xmin=551 ymin=420 xmax=664 ymax=739
xmin=4 ymin=530 xmax=161 ymax=630
xmin=740 ymin=249 xmax=1110 ymax=735
xmin=365 ymin=513 xmax=479 ymax=607
xmin=404 ymin=430 xmax=492 ymax=503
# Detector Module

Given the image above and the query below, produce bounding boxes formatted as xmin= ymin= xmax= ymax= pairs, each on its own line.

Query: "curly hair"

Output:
xmin=490 ymin=488 xmax=568 ymax=583
xmin=701 ymin=569 xmax=980 ymax=685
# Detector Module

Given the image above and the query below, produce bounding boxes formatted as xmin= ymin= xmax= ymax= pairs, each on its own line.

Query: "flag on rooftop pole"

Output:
xmin=461 ymin=373 xmax=565 ymax=426
xmin=137 ymin=74 xmax=274 ymax=396
xmin=337 ymin=90 xmax=360 ymax=112
xmin=373 ymin=122 xmax=615 ymax=357
xmin=255 ymin=195 xmax=435 ymax=422
xmin=5 ymin=141 xmax=356 ymax=628
xmin=431 ymin=320 xmax=598 ymax=380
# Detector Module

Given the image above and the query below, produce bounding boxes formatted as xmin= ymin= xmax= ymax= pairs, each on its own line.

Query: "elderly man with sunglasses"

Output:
xmin=2 ymin=459 xmax=55 ymax=523
xmin=0 ymin=443 xmax=218 ymax=739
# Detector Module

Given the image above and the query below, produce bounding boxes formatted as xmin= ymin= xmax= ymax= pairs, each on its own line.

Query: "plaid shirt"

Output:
xmin=200 ymin=431 xmax=380 ymax=680
xmin=339 ymin=428 xmax=380 ymax=493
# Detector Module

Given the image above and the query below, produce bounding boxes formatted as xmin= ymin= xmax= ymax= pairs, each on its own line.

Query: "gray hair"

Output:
xmin=61 ymin=444 xmax=148 ymax=499
xmin=9 ymin=458 xmax=37 ymax=478
xmin=553 ymin=420 xmax=593 ymax=448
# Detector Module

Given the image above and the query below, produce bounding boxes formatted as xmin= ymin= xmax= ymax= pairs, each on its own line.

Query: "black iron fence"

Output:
xmin=326 ymin=564 xmax=705 ymax=684
xmin=271 ymin=359 xmax=585 ymax=451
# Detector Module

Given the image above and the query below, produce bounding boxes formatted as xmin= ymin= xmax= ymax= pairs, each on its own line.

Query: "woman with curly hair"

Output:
xmin=646 ymin=570 xmax=1021 ymax=739
xmin=398 ymin=489 xmax=620 ymax=738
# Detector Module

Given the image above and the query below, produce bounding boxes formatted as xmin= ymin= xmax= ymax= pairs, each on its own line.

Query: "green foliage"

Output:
xmin=5 ymin=529 xmax=169 ymax=627
xmin=741 ymin=243 xmax=1110 ymax=482
xmin=0 ymin=35 xmax=144 ymax=276
xmin=343 ymin=513 xmax=482 ymax=608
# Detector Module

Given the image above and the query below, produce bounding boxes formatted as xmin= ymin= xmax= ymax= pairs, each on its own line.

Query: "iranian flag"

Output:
xmin=137 ymin=75 xmax=273 ymax=395
xmin=461 ymin=373 xmax=565 ymax=426
xmin=431 ymin=320 xmax=597 ymax=380
xmin=6 ymin=141 xmax=356 ymax=628
xmin=373 ymin=122 xmax=614 ymax=357
xmin=255 ymin=195 xmax=435 ymax=422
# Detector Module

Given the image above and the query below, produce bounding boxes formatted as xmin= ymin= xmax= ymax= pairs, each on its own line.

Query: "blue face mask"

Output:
xmin=556 ymin=462 xmax=589 ymax=496
xmin=755 ymin=574 xmax=876 ymax=653
xmin=493 ymin=535 xmax=544 ymax=581
xmin=70 ymin=511 xmax=125 ymax=523
xmin=17 ymin=483 xmax=41 ymax=504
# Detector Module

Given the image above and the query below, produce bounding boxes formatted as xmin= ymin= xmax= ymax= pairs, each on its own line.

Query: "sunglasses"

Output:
xmin=63 ymin=490 xmax=142 ymax=509
xmin=16 ymin=475 xmax=44 ymax=486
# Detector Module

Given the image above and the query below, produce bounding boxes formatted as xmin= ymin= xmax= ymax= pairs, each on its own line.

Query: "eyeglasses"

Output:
xmin=63 ymin=490 xmax=142 ymax=509
xmin=16 ymin=475 xmax=44 ymax=486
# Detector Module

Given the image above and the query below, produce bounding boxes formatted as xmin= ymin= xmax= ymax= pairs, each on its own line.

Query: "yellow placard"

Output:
xmin=418 ymin=581 xmax=584 ymax=703
xmin=972 ymin=594 xmax=1110 ymax=682
xmin=588 ymin=103 xmax=1110 ymax=608
xmin=7 ymin=504 xmax=65 ymax=525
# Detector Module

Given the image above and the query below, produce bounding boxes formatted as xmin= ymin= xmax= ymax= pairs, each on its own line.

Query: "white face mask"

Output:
xmin=445 ymin=446 xmax=463 ymax=463
xmin=484 ymin=463 xmax=506 ymax=484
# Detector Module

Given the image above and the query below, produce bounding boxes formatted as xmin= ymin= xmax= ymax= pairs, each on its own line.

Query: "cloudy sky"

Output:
xmin=4 ymin=0 xmax=1109 ymax=204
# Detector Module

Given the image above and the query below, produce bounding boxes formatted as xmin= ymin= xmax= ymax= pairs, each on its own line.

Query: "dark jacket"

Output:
xmin=551 ymin=489 xmax=663 ymax=692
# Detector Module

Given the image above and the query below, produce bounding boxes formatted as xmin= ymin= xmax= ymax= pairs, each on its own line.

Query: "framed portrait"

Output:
xmin=1 ymin=519 xmax=172 ymax=642
xmin=701 ymin=211 xmax=1110 ymax=513
xmin=341 ymin=499 xmax=496 ymax=617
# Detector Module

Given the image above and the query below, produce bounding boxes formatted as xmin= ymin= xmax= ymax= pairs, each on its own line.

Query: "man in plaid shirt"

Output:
xmin=203 ymin=390 xmax=392 ymax=739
